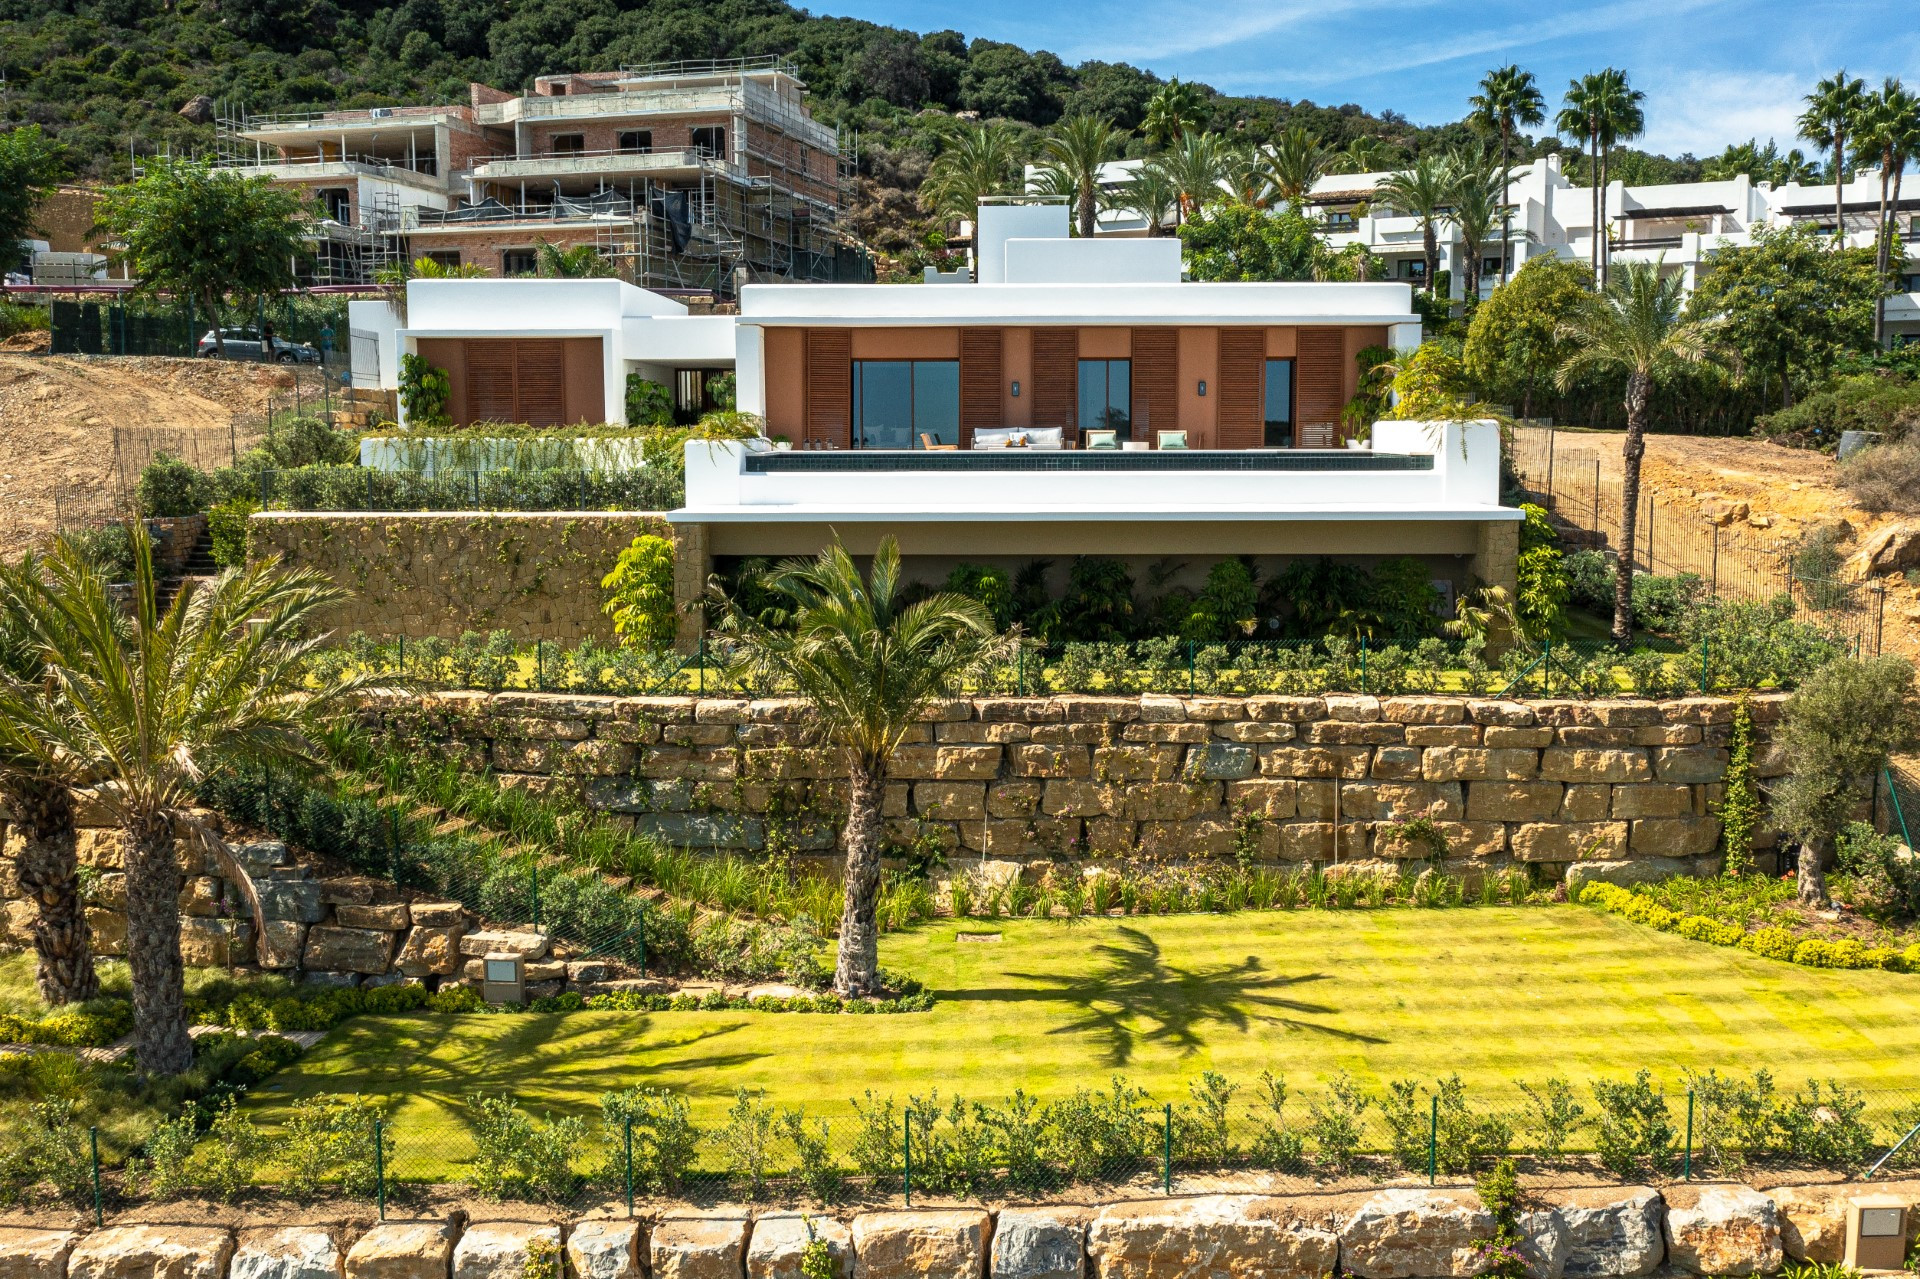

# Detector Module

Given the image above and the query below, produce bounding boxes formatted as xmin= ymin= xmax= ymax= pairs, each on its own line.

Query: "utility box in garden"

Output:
xmin=482 ymin=952 xmax=526 ymax=1005
xmin=1844 ymin=1198 xmax=1908 ymax=1271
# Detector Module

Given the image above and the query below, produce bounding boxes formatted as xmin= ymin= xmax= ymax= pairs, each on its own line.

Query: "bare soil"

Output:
xmin=0 ymin=353 xmax=304 ymax=559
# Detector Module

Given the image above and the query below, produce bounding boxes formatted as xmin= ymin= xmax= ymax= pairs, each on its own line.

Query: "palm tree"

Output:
xmin=1222 ymin=142 xmax=1272 ymax=208
xmin=921 ymin=122 xmax=1023 ymax=227
xmin=1265 ymin=126 xmax=1331 ymax=207
xmin=711 ymin=538 xmax=1004 ymax=997
xmin=1553 ymin=262 xmax=1736 ymax=645
xmin=1332 ymin=136 xmax=1388 ymax=175
xmin=534 ymin=241 xmax=616 ymax=278
xmin=1798 ymin=71 xmax=1867 ymax=240
xmin=1590 ymin=69 xmax=1647 ymax=285
xmin=1156 ymin=129 xmax=1232 ymax=223
xmin=1037 ymin=115 xmax=1125 ymax=237
xmin=0 ymin=527 xmax=363 ymax=1074
xmin=1375 ymin=154 xmax=1454 ymax=297
xmin=1116 ymin=163 xmax=1181 ymax=236
xmin=1447 ymin=147 xmax=1509 ymax=301
xmin=0 ymin=556 xmax=96 ymax=1006
xmin=1143 ymin=79 xmax=1206 ymax=150
xmin=1854 ymin=78 xmax=1920 ymax=344
xmin=1557 ymin=76 xmax=1607 ymax=280
xmin=1467 ymin=65 xmax=1545 ymax=283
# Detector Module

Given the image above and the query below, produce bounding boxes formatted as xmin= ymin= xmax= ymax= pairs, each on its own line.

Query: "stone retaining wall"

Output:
xmin=370 ymin=691 xmax=1790 ymax=884
xmin=5 ymin=1180 xmax=1915 ymax=1279
xmin=248 ymin=512 xmax=679 ymax=643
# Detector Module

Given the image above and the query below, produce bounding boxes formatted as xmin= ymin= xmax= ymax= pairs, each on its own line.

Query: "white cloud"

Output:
xmin=1634 ymin=69 xmax=1808 ymax=158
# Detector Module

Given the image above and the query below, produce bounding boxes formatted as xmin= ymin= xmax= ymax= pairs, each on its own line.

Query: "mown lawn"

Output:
xmin=246 ymin=905 xmax=1920 ymax=1176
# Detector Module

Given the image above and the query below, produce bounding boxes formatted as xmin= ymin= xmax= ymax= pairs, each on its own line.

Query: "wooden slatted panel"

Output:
xmin=1130 ymin=327 xmax=1178 ymax=438
xmin=1032 ymin=328 xmax=1078 ymax=431
xmin=1215 ymin=328 xmax=1265 ymax=449
xmin=958 ymin=328 xmax=1002 ymax=449
xmin=1296 ymin=327 xmax=1347 ymax=440
xmin=803 ymin=328 xmax=852 ymax=447
xmin=515 ymin=341 xmax=566 ymax=427
xmin=465 ymin=341 xmax=518 ymax=423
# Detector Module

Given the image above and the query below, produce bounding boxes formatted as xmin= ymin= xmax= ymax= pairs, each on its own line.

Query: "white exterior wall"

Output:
xmin=976 ymin=202 xmax=1072 ymax=283
xmin=346 ymin=299 xmax=401 ymax=390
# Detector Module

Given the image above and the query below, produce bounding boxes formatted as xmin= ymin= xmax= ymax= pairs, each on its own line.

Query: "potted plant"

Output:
xmin=769 ymin=433 xmax=793 ymax=451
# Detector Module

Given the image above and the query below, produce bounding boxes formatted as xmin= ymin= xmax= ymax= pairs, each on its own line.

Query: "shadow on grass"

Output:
xmin=965 ymin=926 xmax=1383 ymax=1066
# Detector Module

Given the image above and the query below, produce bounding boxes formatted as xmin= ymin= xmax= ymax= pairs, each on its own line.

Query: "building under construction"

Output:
xmin=217 ymin=56 xmax=871 ymax=297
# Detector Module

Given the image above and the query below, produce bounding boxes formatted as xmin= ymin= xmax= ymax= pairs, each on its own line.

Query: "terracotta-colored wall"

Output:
xmin=1078 ymin=327 xmax=1131 ymax=358
xmin=849 ymin=328 xmax=959 ymax=359
xmin=1178 ymin=328 xmax=1218 ymax=444
xmin=404 ymin=227 xmax=603 ymax=271
xmin=1003 ymin=328 xmax=1032 ymax=428
xmin=524 ymin=118 xmax=731 ymax=156
xmin=1265 ymin=328 xmax=1298 ymax=359
xmin=563 ymin=337 xmax=604 ymax=423
xmin=764 ymin=328 xmax=805 ymax=439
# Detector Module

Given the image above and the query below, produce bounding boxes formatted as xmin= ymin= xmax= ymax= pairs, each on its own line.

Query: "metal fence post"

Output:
xmin=636 ymin=908 xmax=647 ymax=974
xmin=536 ymin=639 xmax=545 ymax=689
xmin=1018 ymin=645 xmax=1025 ymax=696
xmin=1427 ymin=1094 xmax=1438 ymax=1186
xmin=1162 ymin=1103 xmax=1173 ymax=1194
xmin=88 ymin=1126 xmax=102 ymax=1227
xmin=1540 ymin=638 xmax=1551 ymax=697
xmin=1700 ymin=638 xmax=1710 ymax=694
xmin=903 ymin=1122 xmax=912 ymax=1208
xmin=1683 ymin=1090 xmax=1694 ymax=1180
xmin=1359 ymin=637 xmax=1369 ymax=695
xmin=1187 ymin=641 xmax=1195 ymax=697
xmin=374 ymin=1117 xmax=386 ymax=1220
xmin=531 ymin=860 xmax=541 ymax=933
xmin=624 ymin=1117 xmax=635 ymax=1217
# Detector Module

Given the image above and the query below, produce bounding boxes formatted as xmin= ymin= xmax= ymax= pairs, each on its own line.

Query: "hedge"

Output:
xmin=1579 ymin=881 xmax=1920 ymax=972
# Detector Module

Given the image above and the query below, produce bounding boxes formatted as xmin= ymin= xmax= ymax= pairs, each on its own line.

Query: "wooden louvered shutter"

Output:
xmin=1032 ymin=328 xmax=1078 ymax=432
xmin=516 ymin=341 xmax=565 ymax=427
xmin=1216 ymin=328 xmax=1265 ymax=449
xmin=1130 ymin=327 xmax=1177 ymax=438
xmin=466 ymin=341 xmax=517 ymax=423
xmin=959 ymin=328 xmax=1002 ymax=448
xmin=803 ymin=329 xmax=852 ymax=447
xmin=1297 ymin=328 xmax=1347 ymax=439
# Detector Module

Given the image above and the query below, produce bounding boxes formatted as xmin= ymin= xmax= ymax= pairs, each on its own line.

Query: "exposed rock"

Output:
xmin=651 ymin=1215 xmax=749 ymax=1279
xmin=1516 ymin=1209 xmax=1568 ymax=1279
xmin=395 ymin=925 xmax=465 ymax=976
xmin=1557 ymin=1188 xmax=1665 ymax=1278
xmin=69 ymin=1226 xmax=235 ymax=1279
xmin=1563 ymin=858 xmax=1693 ymax=894
xmin=343 ymin=1223 xmax=456 ymax=1279
xmin=0 ymin=1229 xmax=81 ymax=1279
xmin=458 ymin=929 xmax=550 ymax=959
xmin=1088 ymin=1197 xmax=1335 ymax=1279
xmin=303 ymin=926 xmax=395 ymax=974
xmin=1340 ymin=1189 xmax=1494 ymax=1279
xmin=409 ymin=901 xmax=468 ymax=927
xmin=748 ymin=1214 xmax=853 ymax=1279
xmin=85 ymin=906 xmax=126 ymax=956
xmin=301 ymin=970 xmax=362 ymax=988
xmin=231 ymin=1228 xmax=345 ymax=1279
xmin=1664 ymin=1186 xmax=1782 ymax=1276
xmin=227 ymin=840 xmax=288 ymax=873
xmin=566 ymin=960 xmax=612 ymax=985
xmin=1773 ymin=1186 xmax=1848 ymax=1263
xmin=1852 ymin=523 xmax=1920 ymax=577
xmin=851 ymin=1210 xmax=992 ymax=1279
xmin=255 ymin=876 xmax=327 ymax=923
xmin=452 ymin=1223 xmax=562 ymax=1279
xmin=990 ymin=1208 xmax=1086 ymax=1279
xmin=178 ymin=94 xmax=214 ymax=124
xmin=179 ymin=917 xmax=247 ymax=966
xmin=336 ymin=903 xmax=411 ymax=930
xmin=566 ymin=1221 xmax=641 ymax=1279
xmin=256 ymin=920 xmax=307 ymax=969
xmin=1699 ymin=498 xmax=1749 ymax=527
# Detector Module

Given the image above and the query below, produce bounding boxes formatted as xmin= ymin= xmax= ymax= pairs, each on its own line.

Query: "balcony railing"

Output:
xmin=1615 ymin=235 xmax=1684 ymax=250
xmin=741 ymin=450 xmax=1435 ymax=474
xmin=471 ymin=145 xmax=718 ymax=168
xmin=213 ymin=152 xmax=441 ymax=178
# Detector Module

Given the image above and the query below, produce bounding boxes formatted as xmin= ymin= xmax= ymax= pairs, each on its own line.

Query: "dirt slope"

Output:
xmin=0 ymin=353 xmax=296 ymax=558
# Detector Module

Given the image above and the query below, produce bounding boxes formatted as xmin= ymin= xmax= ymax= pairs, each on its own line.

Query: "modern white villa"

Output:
xmin=354 ymin=199 xmax=1522 ymax=646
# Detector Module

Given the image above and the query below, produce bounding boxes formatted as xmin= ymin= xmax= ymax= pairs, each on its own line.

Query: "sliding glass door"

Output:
xmin=1264 ymin=358 xmax=1295 ymax=448
xmin=853 ymin=360 xmax=960 ymax=448
xmin=1078 ymin=359 xmax=1132 ymax=438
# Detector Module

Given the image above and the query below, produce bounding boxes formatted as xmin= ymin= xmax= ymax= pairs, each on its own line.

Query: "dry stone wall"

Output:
xmin=248 ymin=512 xmax=674 ymax=643
xmin=4 ymin=1180 xmax=1915 ymax=1279
xmin=369 ymin=691 xmax=1789 ymax=884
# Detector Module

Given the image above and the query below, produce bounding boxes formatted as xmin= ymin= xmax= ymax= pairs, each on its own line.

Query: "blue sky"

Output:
xmin=809 ymin=0 xmax=1918 ymax=158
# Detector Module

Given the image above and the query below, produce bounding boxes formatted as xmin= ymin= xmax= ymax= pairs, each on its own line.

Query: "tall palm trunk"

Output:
xmin=1078 ymin=184 xmax=1096 ymax=238
xmin=7 ymin=778 xmax=97 ymax=1005
xmin=1498 ymin=125 xmax=1513 ymax=283
xmin=832 ymin=758 xmax=887 ymax=998
xmin=1612 ymin=368 xmax=1651 ymax=646
xmin=1831 ymin=137 xmax=1846 ymax=245
xmin=125 ymin=806 xmax=193 ymax=1075
xmin=1589 ymin=129 xmax=1602 ymax=280
xmin=1598 ymin=144 xmax=1612 ymax=288
xmin=1422 ymin=222 xmax=1439 ymax=297
xmin=1873 ymin=161 xmax=1892 ymax=344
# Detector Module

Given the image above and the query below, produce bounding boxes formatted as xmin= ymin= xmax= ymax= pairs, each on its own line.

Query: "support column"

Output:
xmin=671 ymin=520 xmax=710 ymax=654
xmin=1471 ymin=519 xmax=1520 ymax=597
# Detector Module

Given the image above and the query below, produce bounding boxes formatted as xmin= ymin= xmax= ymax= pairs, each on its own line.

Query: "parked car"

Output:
xmin=197 ymin=327 xmax=321 ymax=363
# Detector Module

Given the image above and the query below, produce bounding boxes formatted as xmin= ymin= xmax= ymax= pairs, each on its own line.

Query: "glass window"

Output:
xmin=692 ymin=126 xmax=726 ymax=158
xmin=1078 ymin=359 xmax=1132 ymax=438
xmin=617 ymin=130 xmax=653 ymax=154
xmin=1263 ymin=358 xmax=1294 ymax=448
xmin=550 ymin=133 xmax=585 ymax=155
xmin=501 ymin=248 xmax=537 ymax=276
xmin=853 ymin=360 xmax=958 ymax=448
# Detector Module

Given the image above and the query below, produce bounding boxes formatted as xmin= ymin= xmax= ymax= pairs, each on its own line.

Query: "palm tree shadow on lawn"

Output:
xmin=968 ymin=926 xmax=1385 ymax=1067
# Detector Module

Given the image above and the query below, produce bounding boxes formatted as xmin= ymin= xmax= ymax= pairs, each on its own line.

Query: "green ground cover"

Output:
xmin=248 ymin=907 xmax=1920 ymax=1178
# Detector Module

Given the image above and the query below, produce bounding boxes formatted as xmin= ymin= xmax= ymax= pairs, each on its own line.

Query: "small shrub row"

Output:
xmin=583 ymin=988 xmax=935 ymax=1015
xmin=1580 ymin=881 xmax=1920 ymax=972
xmin=187 ymin=979 xmax=481 ymax=1033
xmin=0 ymin=999 xmax=134 ymax=1048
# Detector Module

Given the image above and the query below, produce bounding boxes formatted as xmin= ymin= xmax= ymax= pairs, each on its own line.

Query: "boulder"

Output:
xmin=178 ymin=94 xmax=214 ymax=124
xmin=255 ymin=876 xmax=327 ymax=924
xmin=343 ymin=1223 xmax=456 ymax=1279
xmin=1557 ymin=1188 xmax=1665 ymax=1278
xmin=1088 ymin=1197 xmax=1336 ymax=1279
xmin=1340 ymin=1189 xmax=1494 ymax=1279
xmin=1773 ymin=1186 xmax=1848 ymax=1264
xmin=1563 ymin=859 xmax=1692 ymax=895
xmin=458 ymin=929 xmax=549 ymax=960
xmin=409 ymin=901 xmax=469 ymax=927
xmin=303 ymin=926 xmax=395 ymax=974
xmin=991 ymin=1208 xmax=1086 ymax=1279
xmin=1516 ymin=1208 xmax=1569 ymax=1279
xmin=227 ymin=840 xmax=289 ymax=873
xmin=336 ymin=903 xmax=411 ymax=930
xmin=256 ymin=920 xmax=307 ymax=969
xmin=566 ymin=1222 xmax=641 ymax=1279
xmin=0 ymin=1229 xmax=80 ymax=1279
xmin=452 ymin=1223 xmax=562 ymax=1279
xmin=651 ymin=1215 xmax=749 ymax=1279
xmin=851 ymin=1211 xmax=991 ymax=1279
xmin=69 ymin=1226 xmax=235 ymax=1279
xmin=395 ymin=925 xmax=465 ymax=976
xmin=1664 ymin=1186 xmax=1782 ymax=1276
xmin=748 ymin=1214 xmax=853 ymax=1279
xmin=231 ymin=1228 xmax=345 ymax=1279
xmin=179 ymin=917 xmax=245 ymax=966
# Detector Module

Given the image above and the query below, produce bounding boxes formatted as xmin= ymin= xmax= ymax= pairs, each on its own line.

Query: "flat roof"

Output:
xmin=737 ymin=281 xmax=1419 ymax=327
xmin=670 ymin=504 xmax=1521 ymax=524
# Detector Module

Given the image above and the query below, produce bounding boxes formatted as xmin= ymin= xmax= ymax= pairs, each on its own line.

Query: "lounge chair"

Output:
xmin=1084 ymin=429 xmax=1119 ymax=450
xmin=1156 ymin=430 xmax=1188 ymax=450
xmin=920 ymin=433 xmax=958 ymax=451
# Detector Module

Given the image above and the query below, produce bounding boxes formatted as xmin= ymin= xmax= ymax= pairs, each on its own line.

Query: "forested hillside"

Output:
xmin=0 ymin=0 xmax=1705 ymax=256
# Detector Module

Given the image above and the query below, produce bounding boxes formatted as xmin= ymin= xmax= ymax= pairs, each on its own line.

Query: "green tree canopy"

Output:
xmin=1463 ymin=256 xmax=1596 ymax=414
xmin=95 ymin=159 xmax=316 ymax=353
xmin=0 ymin=125 xmax=68 ymax=265
xmin=1179 ymin=205 xmax=1330 ymax=282
xmin=1688 ymin=223 xmax=1882 ymax=410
